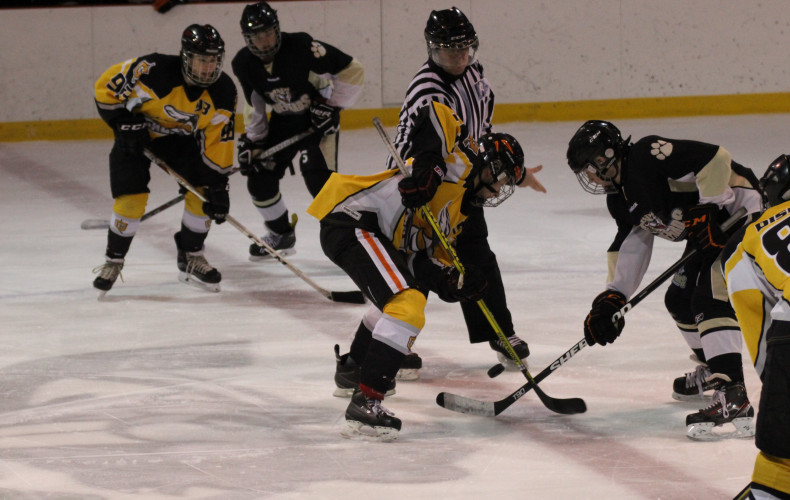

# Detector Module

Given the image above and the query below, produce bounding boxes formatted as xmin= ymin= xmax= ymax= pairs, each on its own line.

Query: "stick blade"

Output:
xmin=81 ymin=219 xmax=109 ymax=230
xmin=539 ymin=394 xmax=587 ymax=415
xmin=436 ymin=392 xmax=496 ymax=417
xmin=328 ymin=290 xmax=366 ymax=304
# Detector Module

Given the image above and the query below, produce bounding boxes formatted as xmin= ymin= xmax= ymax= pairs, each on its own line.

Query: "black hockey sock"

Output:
xmin=359 ymin=339 xmax=405 ymax=397
xmin=265 ymin=212 xmax=292 ymax=235
xmin=349 ymin=321 xmax=373 ymax=365
xmin=692 ymin=348 xmax=706 ymax=364
xmin=105 ymin=231 xmax=133 ymax=259
xmin=706 ymin=353 xmax=745 ymax=383
xmin=175 ymin=224 xmax=207 ymax=253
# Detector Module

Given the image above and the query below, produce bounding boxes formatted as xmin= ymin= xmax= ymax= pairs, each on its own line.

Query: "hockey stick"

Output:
xmin=438 ymin=207 xmax=749 ymax=416
xmin=373 ymin=117 xmax=586 ymax=415
xmin=143 ymin=149 xmax=366 ymax=304
xmin=80 ymin=194 xmax=186 ymax=230
xmin=81 ymin=132 xmax=314 ymax=231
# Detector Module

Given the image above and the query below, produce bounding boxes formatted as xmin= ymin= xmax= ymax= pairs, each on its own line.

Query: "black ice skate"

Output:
xmin=489 ymin=334 xmax=530 ymax=368
xmin=92 ymin=258 xmax=124 ymax=297
xmin=672 ymin=362 xmax=725 ymax=402
xmin=333 ymin=345 xmax=395 ymax=397
xmin=396 ymin=351 xmax=422 ymax=381
xmin=249 ymin=215 xmax=298 ymax=261
xmin=341 ymin=390 xmax=402 ymax=441
xmin=175 ymin=234 xmax=221 ymax=293
xmin=685 ymin=379 xmax=755 ymax=441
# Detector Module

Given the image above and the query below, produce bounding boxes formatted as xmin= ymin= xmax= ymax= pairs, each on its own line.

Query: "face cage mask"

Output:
xmin=472 ymin=160 xmax=518 ymax=207
xmin=574 ymin=161 xmax=618 ymax=195
xmin=181 ymin=51 xmax=224 ymax=87
xmin=243 ymin=25 xmax=281 ymax=62
xmin=428 ymin=40 xmax=479 ymax=74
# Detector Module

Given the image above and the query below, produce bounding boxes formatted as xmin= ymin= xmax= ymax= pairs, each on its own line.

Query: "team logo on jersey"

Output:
xmin=650 ymin=140 xmax=673 ymax=160
xmin=475 ymin=80 xmax=490 ymax=99
xmin=311 ymin=42 xmax=327 ymax=58
xmin=146 ymin=105 xmax=199 ymax=136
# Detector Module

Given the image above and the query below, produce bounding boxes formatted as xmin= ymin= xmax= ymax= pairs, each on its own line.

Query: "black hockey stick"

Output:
xmin=80 ymin=194 xmax=186 ymax=230
xmin=143 ymin=149 xmax=366 ymax=304
xmin=439 ymin=207 xmax=749 ymax=416
xmin=373 ymin=117 xmax=586 ymax=415
xmin=250 ymin=129 xmax=315 ymax=161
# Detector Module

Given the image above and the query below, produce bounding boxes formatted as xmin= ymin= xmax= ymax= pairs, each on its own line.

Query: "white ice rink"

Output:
xmin=1 ymin=114 xmax=787 ymax=499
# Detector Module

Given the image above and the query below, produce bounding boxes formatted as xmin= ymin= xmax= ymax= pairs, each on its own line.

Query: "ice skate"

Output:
xmin=340 ymin=390 xmax=401 ymax=442
xmin=489 ymin=334 xmax=530 ymax=368
xmin=672 ymin=362 xmax=724 ymax=402
xmin=249 ymin=214 xmax=298 ymax=261
xmin=92 ymin=258 xmax=124 ymax=298
xmin=333 ymin=345 xmax=395 ymax=397
xmin=685 ymin=379 xmax=755 ymax=441
xmin=175 ymin=234 xmax=221 ymax=292
xmin=396 ymin=351 xmax=422 ymax=381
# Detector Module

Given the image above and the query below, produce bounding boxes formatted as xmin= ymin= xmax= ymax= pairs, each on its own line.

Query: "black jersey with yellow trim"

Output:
xmin=94 ymin=53 xmax=237 ymax=174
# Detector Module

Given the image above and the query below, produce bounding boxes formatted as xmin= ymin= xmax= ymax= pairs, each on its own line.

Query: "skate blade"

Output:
xmin=249 ymin=248 xmax=296 ymax=262
xmin=686 ymin=416 xmax=755 ymax=441
xmin=340 ymin=420 xmax=399 ymax=442
xmin=672 ymin=391 xmax=713 ymax=403
xmin=96 ymin=289 xmax=109 ymax=300
xmin=496 ymin=352 xmax=528 ymax=370
xmin=333 ymin=386 xmax=396 ymax=398
xmin=396 ymin=368 xmax=419 ymax=381
xmin=178 ymin=273 xmax=221 ymax=293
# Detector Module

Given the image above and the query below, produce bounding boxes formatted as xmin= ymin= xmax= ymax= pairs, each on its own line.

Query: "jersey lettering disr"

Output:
xmin=231 ymin=32 xmax=363 ymax=142
xmin=94 ymin=53 xmax=237 ymax=174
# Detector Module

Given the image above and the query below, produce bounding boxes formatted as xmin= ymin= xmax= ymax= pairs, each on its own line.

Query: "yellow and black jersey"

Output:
xmin=725 ymin=201 xmax=790 ymax=374
xmin=94 ymin=53 xmax=237 ymax=174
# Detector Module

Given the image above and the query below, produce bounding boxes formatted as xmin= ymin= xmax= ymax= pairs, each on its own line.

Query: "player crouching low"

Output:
xmin=91 ymin=24 xmax=237 ymax=296
xmin=307 ymin=129 xmax=526 ymax=441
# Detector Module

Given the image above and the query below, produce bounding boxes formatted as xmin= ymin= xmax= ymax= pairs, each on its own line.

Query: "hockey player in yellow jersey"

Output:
xmin=308 ymin=102 xmax=526 ymax=440
xmin=726 ymin=155 xmax=790 ymax=499
xmin=91 ymin=24 xmax=237 ymax=296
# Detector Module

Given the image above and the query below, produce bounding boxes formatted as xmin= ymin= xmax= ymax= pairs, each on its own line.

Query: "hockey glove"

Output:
xmin=203 ymin=183 xmax=230 ymax=224
xmin=684 ymin=203 xmax=727 ymax=254
xmin=237 ymin=134 xmax=276 ymax=176
xmin=437 ymin=266 xmax=488 ymax=303
xmin=114 ymin=114 xmax=149 ymax=156
xmin=309 ymin=102 xmax=341 ymax=136
xmin=398 ymin=161 xmax=445 ymax=208
xmin=584 ymin=289 xmax=627 ymax=346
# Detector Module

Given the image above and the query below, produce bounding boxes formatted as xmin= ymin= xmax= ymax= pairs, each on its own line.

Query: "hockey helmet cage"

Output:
xmin=240 ymin=2 xmax=281 ymax=62
xmin=180 ymin=24 xmax=225 ymax=87
xmin=566 ymin=120 xmax=629 ymax=195
xmin=471 ymin=132 xmax=525 ymax=207
xmin=761 ymin=154 xmax=790 ymax=208
xmin=424 ymin=7 xmax=479 ymax=74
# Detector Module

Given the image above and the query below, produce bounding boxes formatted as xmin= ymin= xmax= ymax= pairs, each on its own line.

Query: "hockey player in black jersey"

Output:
xmin=92 ymin=24 xmax=237 ymax=296
xmin=566 ymin=120 xmax=763 ymax=440
xmin=232 ymin=1 xmax=365 ymax=260
xmin=349 ymin=6 xmax=545 ymax=381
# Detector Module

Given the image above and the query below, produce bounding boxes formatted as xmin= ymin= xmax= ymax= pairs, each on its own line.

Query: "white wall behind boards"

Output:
xmin=1 ymin=0 xmax=789 ymax=123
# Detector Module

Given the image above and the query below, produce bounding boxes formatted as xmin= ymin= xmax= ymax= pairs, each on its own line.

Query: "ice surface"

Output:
xmin=1 ymin=114 xmax=785 ymax=499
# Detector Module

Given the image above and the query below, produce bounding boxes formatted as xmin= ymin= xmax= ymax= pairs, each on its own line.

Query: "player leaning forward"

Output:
xmin=308 ymin=114 xmax=527 ymax=440
xmin=92 ymin=24 xmax=237 ymax=295
xmin=566 ymin=120 xmax=763 ymax=439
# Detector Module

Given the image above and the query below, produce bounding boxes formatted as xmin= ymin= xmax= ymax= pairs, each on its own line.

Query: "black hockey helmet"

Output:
xmin=240 ymin=2 xmax=281 ymax=62
xmin=566 ymin=120 xmax=629 ymax=195
xmin=180 ymin=24 xmax=225 ymax=87
xmin=760 ymin=154 xmax=790 ymax=207
xmin=470 ymin=132 xmax=525 ymax=207
xmin=424 ymin=7 xmax=479 ymax=75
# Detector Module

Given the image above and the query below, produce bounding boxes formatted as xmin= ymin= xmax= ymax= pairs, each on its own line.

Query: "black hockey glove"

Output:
xmin=203 ymin=183 xmax=230 ymax=224
xmin=437 ymin=266 xmax=488 ymax=303
xmin=237 ymin=134 xmax=275 ymax=176
xmin=398 ymin=162 xmax=445 ymax=208
xmin=584 ymin=289 xmax=627 ymax=346
xmin=114 ymin=114 xmax=149 ymax=156
xmin=309 ymin=102 xmax=341 ymax=136
xmin=684 ymin=203 xmax=727 ymax=254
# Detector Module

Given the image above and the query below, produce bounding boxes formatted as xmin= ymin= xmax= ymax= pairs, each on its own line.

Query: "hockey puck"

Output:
xmin=487 ymin=363 xmax=506 ymax=378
